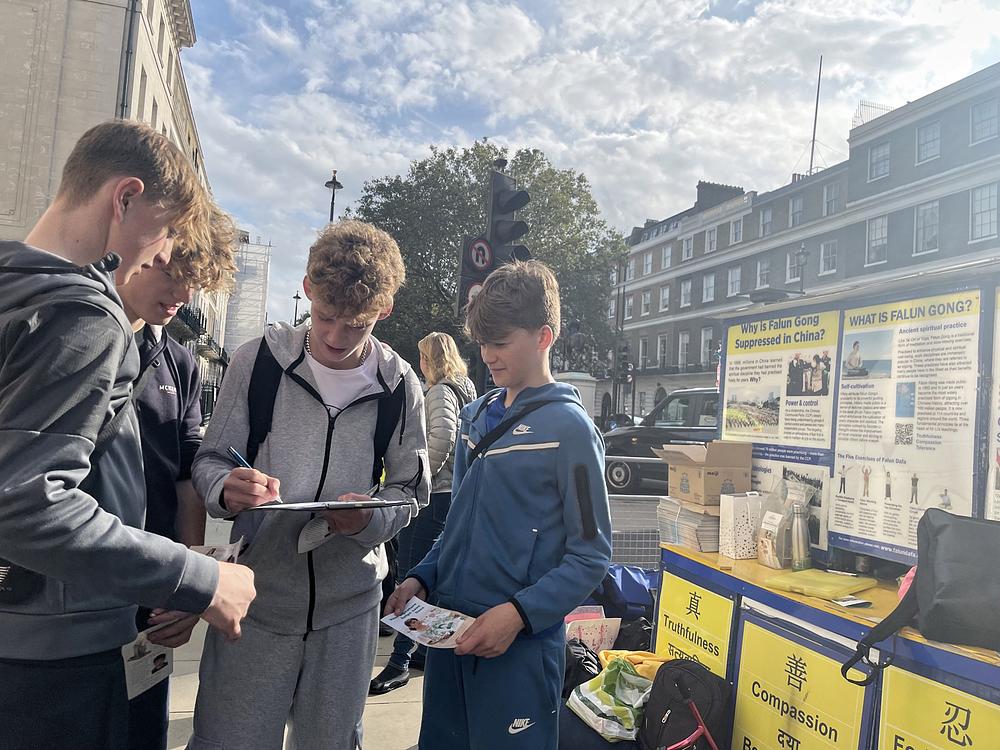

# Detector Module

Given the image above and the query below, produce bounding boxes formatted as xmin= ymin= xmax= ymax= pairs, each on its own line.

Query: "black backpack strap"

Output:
xmin=440 ymin=381 xmax=471 ymax=410
xmin=246 ymin=337 xmax=283 ymax=465
xmin=372 ymin=376 xmax=407 ymax=485
xmin=468 ymin=399 xmax=560 ymax=463
xmin=841 ymin=581 xmax=919 ymax=686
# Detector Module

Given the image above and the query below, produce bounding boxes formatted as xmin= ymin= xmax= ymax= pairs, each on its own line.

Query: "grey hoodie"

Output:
xmin=424 ymin=376 xmax=477 ymax=494
xmin=0 ymin=242 xmax=219 ymax=660
xmin=193 ymin=323 xmax=430 ymax=635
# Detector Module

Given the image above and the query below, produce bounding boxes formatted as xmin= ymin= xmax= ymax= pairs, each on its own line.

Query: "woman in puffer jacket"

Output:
xmin=370 ymin=332 xmax=477 ymax=694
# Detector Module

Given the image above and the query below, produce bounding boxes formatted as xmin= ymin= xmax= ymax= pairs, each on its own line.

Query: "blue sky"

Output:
xmin=183 ymin=0 xmax=1000 ymax=324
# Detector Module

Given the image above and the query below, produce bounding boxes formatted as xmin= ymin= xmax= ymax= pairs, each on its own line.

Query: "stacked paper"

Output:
xmin=657 ymin=496 xmax=720 ymax=552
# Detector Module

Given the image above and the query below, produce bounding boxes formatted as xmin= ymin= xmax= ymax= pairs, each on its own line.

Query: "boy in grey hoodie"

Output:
xmin=189 ymin=221 xmax=430 ymax=750
xmin=0 ymin=121 xmax=255 ymax=750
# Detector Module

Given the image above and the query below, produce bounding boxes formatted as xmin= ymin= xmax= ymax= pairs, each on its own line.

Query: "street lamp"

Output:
xmin=324 ymin=169 xmax=344 ymax=223
xmin=794 ymin=242 xmax=811 ymax=294
xmin=293 ymin=291 xmax=302 ymax=323
xmin=747 ymin=243 xmax=812 ymax=303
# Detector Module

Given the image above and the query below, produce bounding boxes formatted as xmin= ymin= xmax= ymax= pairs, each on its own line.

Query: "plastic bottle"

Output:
xmin=791 ymin=503 xmax=811 ymax=571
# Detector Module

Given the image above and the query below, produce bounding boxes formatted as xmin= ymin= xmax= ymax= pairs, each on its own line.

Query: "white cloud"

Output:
xmin=185 ymin=0 xmax=1000 ymax=323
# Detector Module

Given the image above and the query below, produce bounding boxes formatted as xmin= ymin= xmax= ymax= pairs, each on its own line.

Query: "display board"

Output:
xmin=829 ymin=291 xmax=980 ymax=560
xmin=732 ymin=616 xmax=871 ymax=750
xmin=655 ymin=570 xmax=735 ymax=678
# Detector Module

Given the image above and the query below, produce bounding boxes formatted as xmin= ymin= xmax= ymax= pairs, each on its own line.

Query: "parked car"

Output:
xmin=603 ymin=387 xmax=720 ymax=493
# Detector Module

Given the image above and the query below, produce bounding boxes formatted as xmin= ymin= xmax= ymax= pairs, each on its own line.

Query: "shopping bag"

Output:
xmin=567 ymin=657 xmax=653 ymax=742
xmin=718 ymin=492 xmax=760 ymax=560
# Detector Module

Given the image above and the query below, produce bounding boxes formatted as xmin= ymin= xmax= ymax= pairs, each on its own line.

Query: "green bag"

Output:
xmin=566 ymin=657 xmax=653 ymax=742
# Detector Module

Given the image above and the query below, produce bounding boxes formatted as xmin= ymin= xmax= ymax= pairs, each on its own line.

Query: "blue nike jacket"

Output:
xmin=409 ymin=382 xmax=612 ymax=636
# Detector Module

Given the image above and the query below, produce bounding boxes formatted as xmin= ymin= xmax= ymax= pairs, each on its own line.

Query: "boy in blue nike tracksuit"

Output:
xmin=388 ymin=261 xmax=612 ymax=750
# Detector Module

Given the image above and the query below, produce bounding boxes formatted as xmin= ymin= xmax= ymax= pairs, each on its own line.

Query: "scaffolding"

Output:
xmin=225 ymin=234 xmax=271 ymax=354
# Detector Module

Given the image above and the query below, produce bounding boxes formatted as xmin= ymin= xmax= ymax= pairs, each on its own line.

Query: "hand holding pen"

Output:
xmin=222 ymin=446 xmax=282 ymax=513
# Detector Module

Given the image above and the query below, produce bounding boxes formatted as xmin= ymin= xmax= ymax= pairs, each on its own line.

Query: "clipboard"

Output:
xmin=244 ymin=499 xmax=413 ymax=512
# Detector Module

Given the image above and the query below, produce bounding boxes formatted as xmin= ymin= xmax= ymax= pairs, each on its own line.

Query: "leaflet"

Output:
xmin=380 ymin=597 xmax=475 ymax=649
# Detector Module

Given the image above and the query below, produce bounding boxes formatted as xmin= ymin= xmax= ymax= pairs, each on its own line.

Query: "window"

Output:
xmin=702 ymin=273 xmax=715 ymax=303
xmin=624 ymin=296 xmax=633 ymax=319
xmin=916 ymin=122 xmax=940 ymax=163
xmin=641 ymin=290 xmax=651 ymax=315
xmin=626 ymin=259 xmax=635 ymax=281
xmin=639 ymin=338 xmax=649 ymax=369
xmin=868 ymin=142 xmax=890 ymax=180
xmin=706 ymin=227 xmax=717 ymax=253
xmin=789 ymin=195 xmax=803 ymax=227
xmin=678 ymin=332 xmax=690 ymax=369
xmin=756 ymin=258 xmax=770 ymax=288
xmin=151 ymin=98 xmax=158 ymax=129
xmin=701 ymin=327 xmax=714 ymax=366
xmin=655 ymin=394 xmax=691 ymax=427
xmin=680 ymin=279 xmax=692 ymax=307
xmin=698 ymin=396 xmax=719 ymax=427
xmin=971 ymin=183 xmax=999 ymax=241
xmin=661 ymin=245 xmax=671 ymax=269
xmin=820 ymin=240 xmax=837 ymax=275
xmin=657 ymin=334 xmax=669 ymax=367
xmin=610 ymin=268 xmax=617 ymax=285
xmin=682 ymin=236 xmax=693 ymax=260
xmin=914 ymin=201 xmax=939 ymax=255
xmin=972 ymin=99 xmax=999 ymax=144
xmin=731 ymin=217 xmax=743 ymax=244
xmin=643 ymin=251 xmax=652 ymax=276
xmin=824 ymin=183 xmax=841 ymax=216
xmin=137 ymin=67 xmax=147 ymax=120
xmin=759 ymin=207 xmax=773 ymax=237
xmin=659 ymin=285 xmax=670 ymax=311
xmin=786 ymin=252 xmax=801 ymax=283
xmin=166 ymin=50 xmax=174 ymax=90
xmin=608 ymin=299 xmax=616 ymax=319
xmin=727 ymin=267 xmax=742 ymax=297
xmin=157 ymin=17 xmax=166 ymax=62
xmin=866 ymin=215 xmax=888 ymax=265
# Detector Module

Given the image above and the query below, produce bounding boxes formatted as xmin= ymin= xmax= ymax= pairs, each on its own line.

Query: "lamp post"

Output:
xmin=324 ymin=169 xmax=343 ymax=223
xmin=292 ymin=291 xmax=302 ymax=323
xmin=795 ymin=242 xmax=811 ymax=294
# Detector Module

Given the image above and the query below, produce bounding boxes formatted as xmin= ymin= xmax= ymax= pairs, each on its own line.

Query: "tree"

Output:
xmin=345 ymin=141 xmax=627 ymax=371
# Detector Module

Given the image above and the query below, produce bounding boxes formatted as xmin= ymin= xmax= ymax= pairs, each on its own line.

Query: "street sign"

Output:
xmin=467 ymin=238 xmax=493 ymax=272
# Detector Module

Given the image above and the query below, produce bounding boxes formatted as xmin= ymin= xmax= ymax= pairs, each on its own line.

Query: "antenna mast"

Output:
xmin=808 ymin=55 xmax=823 ymax=174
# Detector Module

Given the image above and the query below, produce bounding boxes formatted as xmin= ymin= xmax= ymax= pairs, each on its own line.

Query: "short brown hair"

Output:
xmin=306 ymin=220 xmax=406 ymax=316
xmin=57 ymin=120 xmax=212 ymax=256
xmin=465 ymin=260 xmax=561 ymax=343
xmin=168 ymin=204 xmax=239 ymax=293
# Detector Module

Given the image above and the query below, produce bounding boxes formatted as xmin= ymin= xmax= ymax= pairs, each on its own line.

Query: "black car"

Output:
xmin=603 ymin=387 xmax=720 ymax=493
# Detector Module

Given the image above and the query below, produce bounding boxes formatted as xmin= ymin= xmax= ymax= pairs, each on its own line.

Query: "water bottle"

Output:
xmin=791 ymin=502 xmax=811 ymax=571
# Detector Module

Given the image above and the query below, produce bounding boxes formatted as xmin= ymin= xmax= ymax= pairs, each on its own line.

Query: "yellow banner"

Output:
xmin=732 ymin=620 xmax=867 ymax=750
xmin=843 ymin=291 xmax=980 ymax=332
xmin=879 ymin=666 xmax=1000 ymax=750
xmin=728 ymin=311 xmax=841 ymax=356
xmin=655 ymin=570 xmax=734 ymax=678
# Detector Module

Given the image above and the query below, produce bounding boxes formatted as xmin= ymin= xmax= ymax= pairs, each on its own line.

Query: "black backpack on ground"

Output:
xmin=614 ymin=617 xmax=653 ymax=651
xmin=563 ymin=638 xmax=602 ymax=699
xmin=637 ymin=660 xmax=730 ymax=750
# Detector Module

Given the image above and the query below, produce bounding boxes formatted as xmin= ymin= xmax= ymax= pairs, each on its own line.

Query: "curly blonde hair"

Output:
xmin=168 ymin=204 xmax=238 ymax=292
xmin=307 ymin=220 xmax=406 ymax=316
xmin=418 ymin=332 xmax=468 ymax=386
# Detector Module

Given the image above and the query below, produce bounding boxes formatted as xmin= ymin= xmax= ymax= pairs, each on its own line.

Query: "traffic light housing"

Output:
xmin=615 ymin=341 xmax=634 ymax=385
xmin=487 ymin=170 xmax=530 ymax=263
xmin=455 ymin=235 xmax=493 ymax=317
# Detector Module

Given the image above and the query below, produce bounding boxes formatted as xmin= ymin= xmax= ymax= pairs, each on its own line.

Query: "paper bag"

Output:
xmin=719 ymin=491 xmax=761 ymax=560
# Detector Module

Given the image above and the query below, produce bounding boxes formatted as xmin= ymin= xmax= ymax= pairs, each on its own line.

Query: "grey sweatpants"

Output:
xmin=187 ymin=606 xmax=379 ymax=750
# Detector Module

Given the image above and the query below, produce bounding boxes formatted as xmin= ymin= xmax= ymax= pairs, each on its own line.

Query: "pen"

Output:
xmin=228 ymin=446 xmax=282 ymax=504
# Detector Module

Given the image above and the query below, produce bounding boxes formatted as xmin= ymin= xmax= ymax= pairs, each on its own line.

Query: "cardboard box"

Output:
xmin=652 ymin=441 xmax=752 ymax=505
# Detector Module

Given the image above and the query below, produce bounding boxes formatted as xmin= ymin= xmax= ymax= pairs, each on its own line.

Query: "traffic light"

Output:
xmin=486 ymin=170 xmax=530 ymax=263
xmin=615 ymin=341 xmax=634 ymax=385
xmin=455 ymin=235 xmax=493 ymax=317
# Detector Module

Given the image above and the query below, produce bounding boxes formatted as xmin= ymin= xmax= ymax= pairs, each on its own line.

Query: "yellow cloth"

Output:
xmin=598 ymin=650 xmax=668 ymax=681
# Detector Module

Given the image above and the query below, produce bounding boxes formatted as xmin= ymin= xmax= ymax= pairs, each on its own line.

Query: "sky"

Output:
xmin=183 ymin=0 xmax=1000 ymax=324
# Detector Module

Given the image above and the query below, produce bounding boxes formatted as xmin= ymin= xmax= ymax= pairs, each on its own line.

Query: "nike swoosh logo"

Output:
xmin=508 ymin=722 xmax=535 ymax=734
xmin=512 ymin=425 xmax=533 ymax=435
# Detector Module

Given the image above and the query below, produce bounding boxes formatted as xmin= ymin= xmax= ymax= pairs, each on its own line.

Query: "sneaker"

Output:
xmin=369 ymin=664 xmax=409 ymax=695
xmin=408 ymin=655 xmax=425 ymax=672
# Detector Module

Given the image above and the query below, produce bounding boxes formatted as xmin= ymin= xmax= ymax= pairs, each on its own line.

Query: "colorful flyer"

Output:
xmin=655 ymin=570 xmax=734 ymax=678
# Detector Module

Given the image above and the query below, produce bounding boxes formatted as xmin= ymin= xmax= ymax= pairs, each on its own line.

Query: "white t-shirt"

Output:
xmin=304 ymin=339 xmax=381 ymax=418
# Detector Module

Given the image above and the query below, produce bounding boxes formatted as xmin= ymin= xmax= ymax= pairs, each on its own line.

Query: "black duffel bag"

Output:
xmin=842 ymin=509 xmax=1000 ymax=685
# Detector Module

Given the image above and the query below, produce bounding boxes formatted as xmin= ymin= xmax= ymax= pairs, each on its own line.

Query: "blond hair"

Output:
xmin=168 ymin=204 xmax=238 ymax=293
xmin=418 ymin=332 xmax=468 ymax=386
xmin=306 ymin=220 xmax=406 ymax=317
xmin=58 ymin=120 xmax=212 ymax=258
xmin=464 ymin=260 xmax=561 ymax=343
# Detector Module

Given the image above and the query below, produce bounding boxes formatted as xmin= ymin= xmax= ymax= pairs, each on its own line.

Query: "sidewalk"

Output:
xmin=166 ymin=520 xmax=423 ymax=749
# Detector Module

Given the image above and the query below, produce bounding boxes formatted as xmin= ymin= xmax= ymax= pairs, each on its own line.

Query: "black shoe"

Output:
xmin=408 ymin=655 xmax=425 ymax=672
xmin=378 ymin=623 xmax=394 ymax=637
xmin=369 ymin=665 xmax=409 ymax=695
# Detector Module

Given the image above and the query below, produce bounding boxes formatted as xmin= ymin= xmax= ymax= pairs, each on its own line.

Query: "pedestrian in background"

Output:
xmin=371 ymin=332 xmax=477 ymax=694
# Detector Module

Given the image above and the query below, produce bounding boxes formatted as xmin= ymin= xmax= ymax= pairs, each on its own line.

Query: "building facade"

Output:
xmin=1 ymin=0 xmax=232 ymax=417
xmin=608 ymin=63 xmax=1000 ymax=418
xmin=224 ymin=233 xmax=272 ymax=355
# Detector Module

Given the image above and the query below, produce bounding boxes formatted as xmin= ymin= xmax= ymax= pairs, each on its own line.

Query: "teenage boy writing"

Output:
xmin=0 ymin=120 xmax=255 ymax=750
xmin=388 ymin=260 xmax=612 ymax=749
